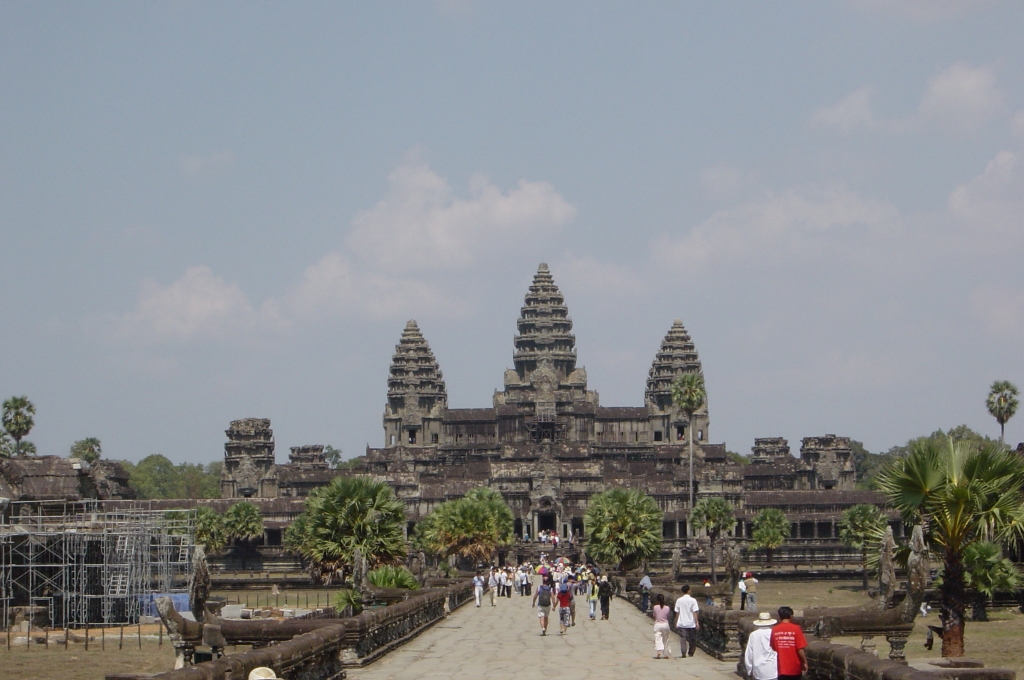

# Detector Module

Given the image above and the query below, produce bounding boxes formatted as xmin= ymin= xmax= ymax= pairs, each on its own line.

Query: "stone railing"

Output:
xmin=800 ymin=640 xmax=1014 ymax=680
xmin=123 ymin=580 xmax=474 ymax=680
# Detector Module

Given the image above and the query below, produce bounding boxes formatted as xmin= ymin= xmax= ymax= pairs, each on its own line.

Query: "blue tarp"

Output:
xmin=137 ymin=593 xmax=190 ymax=617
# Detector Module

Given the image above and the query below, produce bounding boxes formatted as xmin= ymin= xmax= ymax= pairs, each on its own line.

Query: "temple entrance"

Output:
xmin=513 ymin=518 xmax=523 ymax=539
xmin=537 ymin=512 xmax=557 ymax=533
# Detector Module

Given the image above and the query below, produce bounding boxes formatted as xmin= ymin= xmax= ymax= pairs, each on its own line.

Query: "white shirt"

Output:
xmin=744 ymin=627 xmax=778 ymax=680
xmin=674 ymin=594 xmax=700 ymax=629
xmin=739 ymin=579 xmax=747 ymax=593
xmin=639 ymin=575 xmax=653 ymax=590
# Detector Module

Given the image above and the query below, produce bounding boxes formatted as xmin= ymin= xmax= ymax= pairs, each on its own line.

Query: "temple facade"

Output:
xmin=362 ymin=263 xmax=862 ymax=541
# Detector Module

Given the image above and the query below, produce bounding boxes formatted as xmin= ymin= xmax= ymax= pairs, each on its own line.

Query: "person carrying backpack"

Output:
xmin=532 ymin=576 xmax=554 ymax=636
xmin=597 ymin=575 xmax=613 ymax=620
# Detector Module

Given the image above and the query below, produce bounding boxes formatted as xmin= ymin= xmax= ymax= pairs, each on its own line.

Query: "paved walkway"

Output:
xmin=349 ymin=593 xmax=740 ymax=680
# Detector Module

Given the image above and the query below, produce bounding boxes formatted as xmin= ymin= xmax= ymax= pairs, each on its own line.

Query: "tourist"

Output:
xmin=652 ymin=593 xmax=673 ymax=659
xmin=673 ymin=584 xmax=700 ymax=658
xmin=556 ymin=583 xmax=573 ymax=635
xmin=597 ymin=575 xmax=613 ymax=620
xmin=488 ymin=568 xmax=500 ymax=606
xmin=703 ymin=578 xmax=714 ymax=606
xmin=639 ymin=572 xmax=653 ymax=612
xmin=739 ymin=573 xmax=748 ymax=611
xmin=473 ymin=570 xmax=485 ymax=607
xmin=770 ymin=606 xmax=807 ymax=680
xmin=506 ymin=568 xmax=514 ymax=597
xmin=744 ymin=612 xmax=778 ymax=680
xmin=524 ymin=529 xmax=531 ymax=543
xmin=533 ymin=576 xmax=554 ymax=636
xmin=743 ymin=573 xmax=759 ymax=612
xmin=567 ymin=574 xmax=577 ymax=625
xmin=587 ymin=573 xmax=599 ymax=620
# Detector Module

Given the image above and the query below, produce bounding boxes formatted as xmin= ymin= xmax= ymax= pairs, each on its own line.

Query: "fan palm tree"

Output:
xmin=986 ymin=380 xmax=1019 ymax=445
xmin=671 ymin=373 xmax=706 ymax=518
xmin=414 ymin=488 xmax=514 ymax=566
xmin=838 ymin=504 xmax=888 ymax=591
xmin=2 ymin=396 xmax=36 ymax=456
xmin=750 ymin=508 xmax=789 ymax=567
xmin=69 ymin=437 xmax=102 ymax=464
xmin=367 ymin=565 xmax=420 ymax=590
xmin=286 ymin=476 xmax=406 ymax=585
xmin=583 ymin=488 xmax=663 ymax=571
xmin=877 ymin=437 xmax=1024 ymax=657
xmin=223 ymin=501 xmax=264 ymax=570
xmin=193 ymin=506 xmax=227 ymax=554
xmin=690 ymin=497 xmax=734 ymax=583
xmin=961 ymin=542 xmax=1021 ymax=621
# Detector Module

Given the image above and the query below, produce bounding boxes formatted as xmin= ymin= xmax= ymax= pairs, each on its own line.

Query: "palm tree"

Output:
xmin=193 ymin=506 xmax=227 ymax=554
xmin=877 ymin=437 xmax=1024 ymax=657
xmin=838 ymin=504 xmax=888 ymax=591
xmin=223 ymin=501 xmax=264 ymax=570
xmin=69 ymin=437 xmax=102 ymax=464
xmin=750 ymin=508 xmax=789 ymax=567
xmin=961 ymin=542 xmax=1021 ymax=622
xmin=414 ymin=488 xmax=514 ymax=567
xmin=583 ymin=488 xmax=663 ymax=571
xmin=671 ymin=373 xmax=706 ymax=520
xmin=690 ymin=497 xmax=734 ymax=583
xmin=2 ymin=396 xmax=36 ymax=456
xmin=367 ymin=565 xmax=420 ymax=590
xmin=986 ymin=380 xmax=1019 ymax=445
xmin=286 ymin=476 xmax=406 ymax=585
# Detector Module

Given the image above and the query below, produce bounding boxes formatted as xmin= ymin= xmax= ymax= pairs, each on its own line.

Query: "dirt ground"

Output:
xmin=0 ymin=636 xmax=176 ymax=680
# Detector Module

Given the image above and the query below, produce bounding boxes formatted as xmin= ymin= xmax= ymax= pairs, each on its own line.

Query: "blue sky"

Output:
xmin=2 ymin=1 xmax=1023 ymax=464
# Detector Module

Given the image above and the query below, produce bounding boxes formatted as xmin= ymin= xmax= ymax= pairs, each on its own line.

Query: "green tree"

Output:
xmin=69 ymin=437 xmax=102 ymax=464
xmin=1 ymin=435 xmax=35 ymax=457
xmin=180 ymin=462 xmax=221 ymax=499
xmin=223 ymin=501 xmax=264 ymax=569
xmin=367 ymin=565 xmax=420 ymax=590
xmin=323 ymin=445 xmax=344 ymax=469
xmin=961 ymin=542 xmax=1021 ymax=622
xmin=127 ymin=454 xmax=182 ymax=498
xmin=671 ymin=373 xmax=706 ymax=515
xmin=750 ymin=508 xmax=789 ymax=567
xmin=583 ymin=488 xmax=663 ymax=571
xmin=193 ymin=506 xmax=227 ymax=554
xmin=877 ymin=437 xmax=1024 ymax=657
xmin=414 ymin=487 xmax=514 ymax=567
xmin=286 ymin=476 xmax=406 ymax=585
xmin=690 ymin=497 xmax=734 ymax=583
xmin=986 ymin=381 xmax=1019 ymax=445
xmin=2 ymin=396 xmax=36 ymax=456
xmin=838 ymin=504 xmax=888 ymax=591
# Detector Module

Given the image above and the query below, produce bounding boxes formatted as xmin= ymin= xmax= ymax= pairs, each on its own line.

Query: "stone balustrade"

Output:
xmin=113 ymin=580 xmax=474 ymax=680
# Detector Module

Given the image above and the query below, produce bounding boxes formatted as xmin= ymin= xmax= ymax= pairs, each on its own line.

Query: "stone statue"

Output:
xmin=720 ymin=541 xmax=743 ymax=610
xmin=352 ymin=548 xmax=369 ymax=594
xmin=671 ymin=547 xmax=682 ymax=580
xmin=903 ymin=525 xmax=929 ymax=621
xmin=878 ymin=526 xmax=897 ymax=610
xmin=188 ymin=545 xmax=211 ymax=622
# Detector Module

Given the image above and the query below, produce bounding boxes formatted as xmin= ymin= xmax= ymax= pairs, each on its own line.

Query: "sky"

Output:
xmin=2 ymin=1 xmax=1023 ymax=466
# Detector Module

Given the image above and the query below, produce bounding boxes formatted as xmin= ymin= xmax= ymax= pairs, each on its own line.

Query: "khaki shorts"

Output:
xmin=537 ymin=606 xmax=549 ymax=618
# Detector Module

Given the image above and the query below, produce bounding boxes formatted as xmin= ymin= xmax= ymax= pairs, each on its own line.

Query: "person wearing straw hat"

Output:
xmin=248 ymin=669 xmax=277 ymax=680
xmin=744 ymin=612 xmax=778 ymax=680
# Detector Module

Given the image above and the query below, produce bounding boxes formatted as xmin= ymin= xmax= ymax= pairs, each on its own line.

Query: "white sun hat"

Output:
xmin=248 ymin=668 xmax=277 ymax=679
xmin=753 ymin=612 xmax=777 ymax=626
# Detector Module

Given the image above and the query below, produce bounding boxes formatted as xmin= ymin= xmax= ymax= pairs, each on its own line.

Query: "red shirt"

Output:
xmin=770 ymin=621 xmax=807 ymax=676
xmin=556 ymin=591 xmax=572 ymax=607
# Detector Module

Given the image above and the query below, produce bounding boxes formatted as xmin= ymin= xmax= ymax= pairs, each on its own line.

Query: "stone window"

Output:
xmin=408 ymin=430 xmax=417 ymax=444
xmin=390 ymin=434 xmax=395 ymax=445
xmin=654 ymin=431 xmax=663 ymax=442
xmin=431 ymin=433 xmax=439 ymax=444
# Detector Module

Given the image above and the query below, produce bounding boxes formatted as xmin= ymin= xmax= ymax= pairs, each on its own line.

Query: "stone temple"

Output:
xmin=356 ymin=263 xmax=867 ymax=543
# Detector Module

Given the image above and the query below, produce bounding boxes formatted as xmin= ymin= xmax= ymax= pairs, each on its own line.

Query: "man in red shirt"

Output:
xmin=770 ymin=606 xmax=807 ymax=680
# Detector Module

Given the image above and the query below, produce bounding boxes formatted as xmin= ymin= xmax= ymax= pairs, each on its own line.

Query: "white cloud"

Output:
xmin=810 ymin=86 xmax=876 ymax=132
xmin=286 ymin=252 xmax=463 ymax=320
xmin=811 ymin=64 xmax=1003 ymax=136
xmin=947 ymin=150 xmax=1024 ymax=240
xmin=179 ymin=151 xmax=234 ymax=176
xmin=970 ymin=284 xmax=1024 ymax=338
xmin=652 ymin=185 xmax=901 ymax=270
xmin=116 ymin=266 xmax=284 ymax=343
xmin=917 ymin=63 xmax=1003 ymax=133
xmin=699 ymin=163 xmax=754 ymax=202
xmin=345 ymin=156 xmax=577 ymax=273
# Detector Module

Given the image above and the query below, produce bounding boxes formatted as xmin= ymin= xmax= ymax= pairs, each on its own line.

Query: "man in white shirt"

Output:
xmin=673 ymin=584 xmax=701 ymax=658
xmin=739 ymin=574 xmax=748 ymax=611
xmin=472 ymin=571 xmax=485 ymax=607
xmin=638 ymin=573 xmax=653 ymax=612
xmin=744 ymin=612 xmax=778 ymax=680
xmin=488 ymin=568 xmax=500 ymax=606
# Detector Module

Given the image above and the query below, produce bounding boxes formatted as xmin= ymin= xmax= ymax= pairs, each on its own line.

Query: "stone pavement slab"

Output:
xmin=348 ymin=593 xmax=739 ymax=680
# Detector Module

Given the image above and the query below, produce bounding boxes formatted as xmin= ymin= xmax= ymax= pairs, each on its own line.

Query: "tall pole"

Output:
xmin=688 ymin=413 xmax=694 ymax=534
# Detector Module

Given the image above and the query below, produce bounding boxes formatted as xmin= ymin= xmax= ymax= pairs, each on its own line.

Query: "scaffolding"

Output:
xmin=0 ymin=500 xmax=194 ymax=628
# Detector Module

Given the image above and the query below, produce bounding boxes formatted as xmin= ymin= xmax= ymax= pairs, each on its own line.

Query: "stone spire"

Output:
xmin=511 ymin=263 xmax=577 ymax=385
xmin=386 ymin=320 xmax=447 ymax=414
xmin=645 ymin=319 xmax=704 ymax=412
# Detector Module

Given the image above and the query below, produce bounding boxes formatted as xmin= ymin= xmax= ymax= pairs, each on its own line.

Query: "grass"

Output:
xmin=0 ymin=636 xmax=176 ymax=680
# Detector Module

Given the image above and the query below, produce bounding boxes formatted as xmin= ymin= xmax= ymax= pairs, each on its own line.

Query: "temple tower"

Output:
xmin=383 ymin=320 xmax=447 ymax=447
xmin=498 ymin=263 xmax=594 ymax=443
xmin=644 ymin=319 xmax=709 ymax=444
xmin=221 ymin=418 xmax=276 ymax=498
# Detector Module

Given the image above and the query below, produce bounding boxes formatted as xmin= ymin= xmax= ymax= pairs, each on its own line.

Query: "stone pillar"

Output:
xmin=886 ymin=632 xmax=909 ymax=664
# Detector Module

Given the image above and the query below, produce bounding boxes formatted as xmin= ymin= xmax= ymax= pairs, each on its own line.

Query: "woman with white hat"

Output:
xmin=744 ymin=612 xmax=778 ymax=680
